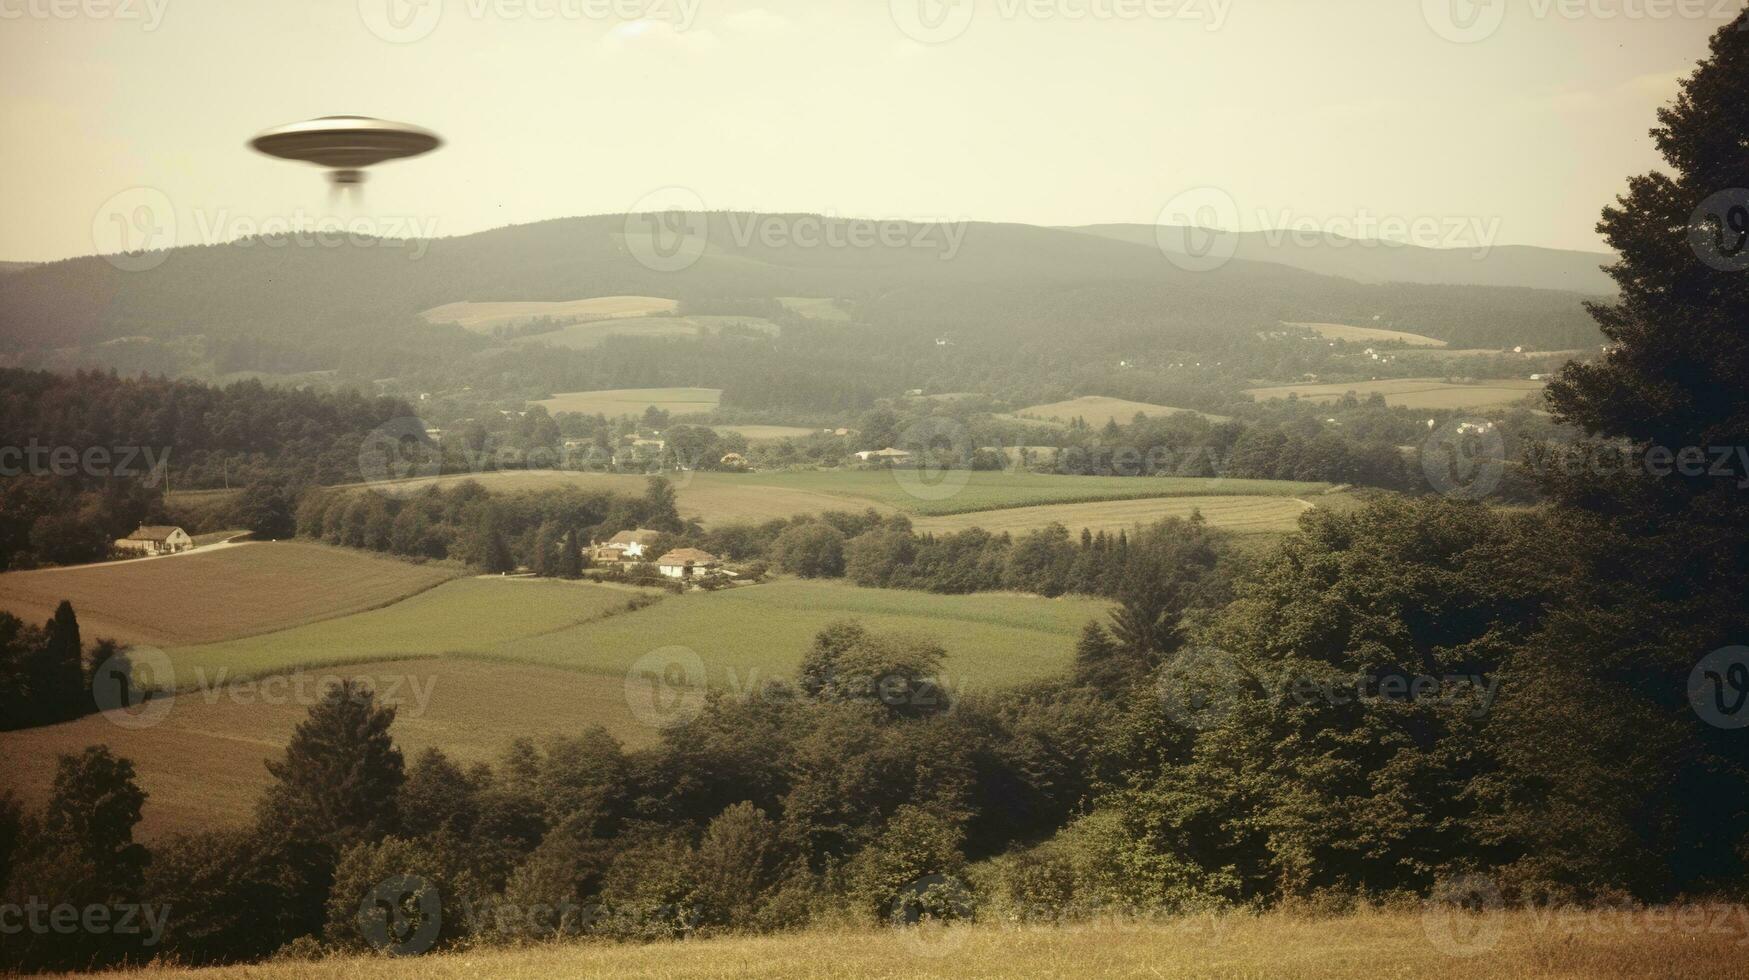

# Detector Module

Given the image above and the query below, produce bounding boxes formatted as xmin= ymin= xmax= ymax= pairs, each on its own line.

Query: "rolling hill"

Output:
xmin=1072 ymin=223 xmax=1616 ymax=294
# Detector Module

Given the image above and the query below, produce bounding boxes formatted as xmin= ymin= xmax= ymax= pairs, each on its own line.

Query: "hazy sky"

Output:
xmin=1 ymin=0 xmax=1737 ymax=261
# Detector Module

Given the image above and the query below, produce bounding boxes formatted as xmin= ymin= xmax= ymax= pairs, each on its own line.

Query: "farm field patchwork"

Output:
xmin=0 ymin=542 xmax=456 ymax=647
xmin=777 ymin=295 xmax=850 ymax=320
xmin=535 ymin=387 xmax=722 ymax=417
xmin=420 ymin=296 xmax=677 ymax=332
xmin=515 ymin=316 xmax=779 ymax=350
xmin=499 ymin=578 xmax=1112 ymax=693
xmin=1245 ymin=377 xmax=1546 ymax=410
xmin=712 ymin=424 xmax=826 ymax=442
xmin=1006 ymin=395 xmax=1230 ymax=427
xmin=0 ymin=658 xmax=657 ymax=840
xmin=1285 ymin=320 xmax=1448 ymax=347
xmin=348 ymin=469 xmax=1331 ymax=524
xmin=911 ymin=494 xmax=1316 ymax=536
xmin=60 ymin=909 xmax=1741 ymax=980
xmin=163 ymin=576 xmax=651 ymax=682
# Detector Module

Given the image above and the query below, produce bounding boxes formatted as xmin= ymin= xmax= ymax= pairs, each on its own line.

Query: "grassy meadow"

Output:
xmin=57 ymin=909 xmax=1740 ymax=979
xmin=1007 ymin=395 xmax=1230 ymax=427
xmin=0 ymin=658 xmax=657 ymax=839
xmin=420 ymin=296 xmax=677 ymax=332
xmin=911 ymin=493 xmax=1316 ymax=537
xmin=0 ymin=542 xmax=456 ymax=647
xmin=1245 ymin=377 xmax=1546 ymax=410
xmin=534 ymin=387 xmax=723 ymax=417
xmin=1286 ymin=320 xmax=1448 ymax=347
xmin=514 ymin=316 xmax=780 ymax=350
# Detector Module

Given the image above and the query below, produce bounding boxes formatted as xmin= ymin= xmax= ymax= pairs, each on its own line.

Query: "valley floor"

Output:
xmin=61 ymin=909 xmax=1738 ymax=979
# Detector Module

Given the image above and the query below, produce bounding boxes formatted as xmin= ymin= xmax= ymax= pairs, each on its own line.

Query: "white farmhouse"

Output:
xmin=114 ymin=525 xmax=193 ymax=556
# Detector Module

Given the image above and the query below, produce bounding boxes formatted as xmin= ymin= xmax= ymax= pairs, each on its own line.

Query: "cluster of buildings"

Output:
xmin=593 ymin=529 xmax=724 ymax=580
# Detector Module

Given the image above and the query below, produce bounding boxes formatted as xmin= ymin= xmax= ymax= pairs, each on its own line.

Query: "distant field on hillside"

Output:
xmin=0 ymin=542 xmax=455 ymax=647
xmin=514 ymin=316 xmax=779 ymax=350
xmin=355 ymin=469 xmax=1330 ymax=524
xmin=502 ymin=578 xmax=1111 ymax=692
xmin=72 ymin=908 xmax=1738 ymax=979
xmin=776 ymin=296 xmax=849 ymax=320
xmin=1246 ymin=377 xmax=1546 ymax=410
xmin=712 ymin=424 xmax=825 ymax=442
xmin=912 ymin=494 xmax=1315 ymax=536
xmin=0 ymin=658 xmax=655 ymax=840
xmin=165 ymin=577 xmax=651 ymax=682
xmin=421 ymin=296 xmax=676 ymax=332
xmin=1008 ymin=396 xmax=1229 ymax=427
xmin=536 ymin=387 xmax=723 ymax=417
xmin=1286 ymin=320 xmax=1448 ymax=347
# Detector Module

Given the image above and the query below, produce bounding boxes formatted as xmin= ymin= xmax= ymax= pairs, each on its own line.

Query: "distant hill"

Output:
xmin=0 ymin=213 xmax=1603 ymax=393
xmin=1070 ymin=224 xmax=1615 ymax=295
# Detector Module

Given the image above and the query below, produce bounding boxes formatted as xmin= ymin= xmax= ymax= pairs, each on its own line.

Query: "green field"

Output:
xmin=357 ymin=469 xmax=1331 ymax=525
xmin=0 ymin=542 xmax=456 ymax=647
xmin=1006 ymin=396 xmax=1230 ymax=427
xmin=164 ymin=577 xmax=653 ymax=683
xmin=712 ymin=424 xmax=826 ymax=442
xmin=1286 ymin=320 xmax=1448 ymax=347
xmin=913 ymin=494 xmax=1316 ymax=537
xmin=535 ymin=387 xmax=723 ymax=417
xmin=516 ymin=316 xmax=779 ymax=350
xmin=420 ymin=296 xmax=676 ymax=333
xmin=500 ymin=578 xmax=1110 ymax=692
xmin=1246 ymin=377 xmax=1546 ymax=410
xmin=776 ymin=295 xmax=850 ymax=320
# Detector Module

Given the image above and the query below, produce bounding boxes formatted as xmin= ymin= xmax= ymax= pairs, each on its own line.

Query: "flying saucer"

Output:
xmin=249 ymin=115 xmax=441 ymax=187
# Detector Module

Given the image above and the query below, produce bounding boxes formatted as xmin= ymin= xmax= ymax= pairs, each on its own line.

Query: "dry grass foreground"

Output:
xmin=60 ymin=909 xmax=1745 ymax=979
xmin=0 ymin=542 xmax=456 ymax=647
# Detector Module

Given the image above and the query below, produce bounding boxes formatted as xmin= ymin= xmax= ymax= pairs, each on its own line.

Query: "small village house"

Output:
xmin=655 ymin=548 xmax=721 ymax=579
xmin=595 ymin=528 xmax=662 ymax=563
xmin=114 ymin=525 xmax=193 ymax=556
